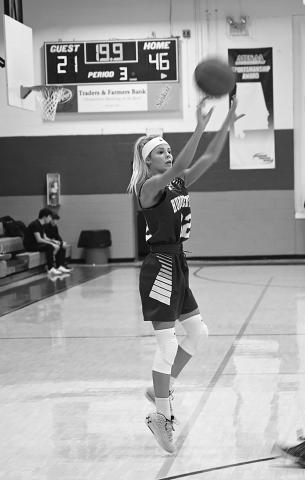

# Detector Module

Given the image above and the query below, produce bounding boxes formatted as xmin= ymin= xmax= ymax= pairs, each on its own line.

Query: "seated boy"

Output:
xmin=44 ymin=212 xmax=72 ymax=272
xmin=23 ymin=208 xmax=70 ymax=275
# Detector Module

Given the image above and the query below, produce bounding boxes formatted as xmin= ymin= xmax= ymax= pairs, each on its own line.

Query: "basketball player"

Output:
xmin=128 ymin=97 xmax=242 ymax=453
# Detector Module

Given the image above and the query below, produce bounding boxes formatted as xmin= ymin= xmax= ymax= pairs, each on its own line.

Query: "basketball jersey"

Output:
xmin=139 ymin=177 xmax=191 ymax=245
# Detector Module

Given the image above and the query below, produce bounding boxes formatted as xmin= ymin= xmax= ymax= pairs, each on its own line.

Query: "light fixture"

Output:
xmin=226 ymin=16 xmax=249 ymax=36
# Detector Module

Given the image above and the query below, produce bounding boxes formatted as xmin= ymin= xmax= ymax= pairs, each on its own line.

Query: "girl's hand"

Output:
xmin=196 ymin=97 xmax=214 ymax=132
xmin=228 ymin=96 xmax=245 ymax=124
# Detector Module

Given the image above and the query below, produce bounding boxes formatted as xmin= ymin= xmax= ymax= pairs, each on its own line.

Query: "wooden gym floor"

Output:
xmin=0 ymin=262 xmax=305 ymax=479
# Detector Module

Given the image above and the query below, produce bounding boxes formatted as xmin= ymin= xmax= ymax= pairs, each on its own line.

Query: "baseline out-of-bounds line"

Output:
xmin=156 ymin=274 xmax=273 ymax=480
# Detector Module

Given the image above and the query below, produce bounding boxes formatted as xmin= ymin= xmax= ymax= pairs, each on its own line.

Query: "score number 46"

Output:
xmin=149 ymin=52 xmax=170 ymax=70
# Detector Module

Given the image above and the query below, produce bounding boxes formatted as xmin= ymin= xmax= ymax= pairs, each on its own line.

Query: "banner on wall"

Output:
xmin=56 ymin=83 xmax=181 ymax=114
xmin=228 ymin=48 xmax=275 ymax=170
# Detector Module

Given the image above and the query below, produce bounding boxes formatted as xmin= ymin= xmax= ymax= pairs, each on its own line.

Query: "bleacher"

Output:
xmin=0 ymin=220 xmax=71 ymax=280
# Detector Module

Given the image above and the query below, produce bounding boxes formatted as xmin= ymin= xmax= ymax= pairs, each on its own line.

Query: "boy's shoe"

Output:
xmin=145 ymin=412 xmax=176 ymax=454
xmin=48 ymin=267 xmax=62 ymax=276
xmin=58 ymin=265 xmax=72 ymax=274
xmin=274 ymin=439 xmax=305 ymax=467
xmin=145 ymin=386 xmax=176 ymax=419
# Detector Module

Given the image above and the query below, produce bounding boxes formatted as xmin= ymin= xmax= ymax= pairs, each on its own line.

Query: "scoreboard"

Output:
xmin=44 ymin=38 xmax=179 ymax=85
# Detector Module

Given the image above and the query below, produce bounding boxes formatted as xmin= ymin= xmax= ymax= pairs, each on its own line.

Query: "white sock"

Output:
xmin=155 ymin=397 xmax=171 ymax=420
xmin=169 ymin=376 xmax=175 ymax=391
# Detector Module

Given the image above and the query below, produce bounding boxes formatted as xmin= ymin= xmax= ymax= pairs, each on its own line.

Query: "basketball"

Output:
xmin=194 ymin=58 xmax=236 ymax=97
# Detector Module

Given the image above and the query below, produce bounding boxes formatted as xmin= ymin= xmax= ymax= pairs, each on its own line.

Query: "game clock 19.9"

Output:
xmin=44 ymin=38 xmax=179 ymax=85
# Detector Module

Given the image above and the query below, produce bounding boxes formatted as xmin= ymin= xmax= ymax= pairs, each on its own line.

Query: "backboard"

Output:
xmin=3 ymin=14 xmax=35 ymax=110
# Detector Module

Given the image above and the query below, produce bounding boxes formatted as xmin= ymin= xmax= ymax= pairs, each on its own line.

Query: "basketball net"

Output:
xmin=36 ymin=86 xmax=65 ymax=121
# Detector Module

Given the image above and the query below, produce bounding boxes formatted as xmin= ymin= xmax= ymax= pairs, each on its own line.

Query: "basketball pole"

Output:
xmin=20 ymin=85 xmax=44 ymax=99
xmin=20 ymin=85 xmax=34 ymax=99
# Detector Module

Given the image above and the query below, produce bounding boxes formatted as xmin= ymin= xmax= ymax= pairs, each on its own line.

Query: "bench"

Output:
xmin=0 ymin=222 xmax=71 ymax=279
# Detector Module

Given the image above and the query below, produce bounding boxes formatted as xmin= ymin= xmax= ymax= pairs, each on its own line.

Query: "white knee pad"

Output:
xmin=152 ymin=327 xmax=178 ymax=374
xmin=180 ymin=314 xmax=208 ymax=356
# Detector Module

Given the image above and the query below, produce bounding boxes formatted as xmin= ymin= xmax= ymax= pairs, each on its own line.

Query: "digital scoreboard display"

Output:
xmin=44 ymin=38 xmax=179 ymax=85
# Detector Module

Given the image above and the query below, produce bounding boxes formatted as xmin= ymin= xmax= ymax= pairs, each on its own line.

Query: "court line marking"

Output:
xmin=156 ymin=274 xmax=273 ymax=479
xmin=1 ymin=333 xmax=304 ymax=340
xmin=158 ymin=456 xmax=279 ymax=479
xmin=193 ymin=266 xmax=305 ymax=290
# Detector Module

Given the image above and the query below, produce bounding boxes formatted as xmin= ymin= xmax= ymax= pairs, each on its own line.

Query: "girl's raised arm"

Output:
xmin=183 ymin=97 xmax=243 ymax=187
xmin=143 ymin=102 xmax=214 ymax=200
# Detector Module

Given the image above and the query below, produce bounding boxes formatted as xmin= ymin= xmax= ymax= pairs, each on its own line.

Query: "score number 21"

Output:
xmin=56 ymin=56 xmax=128 ymax=80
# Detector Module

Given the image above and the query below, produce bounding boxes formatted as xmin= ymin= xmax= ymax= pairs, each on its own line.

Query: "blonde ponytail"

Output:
xmin=127 ymin=135 xmax=159 ymax=194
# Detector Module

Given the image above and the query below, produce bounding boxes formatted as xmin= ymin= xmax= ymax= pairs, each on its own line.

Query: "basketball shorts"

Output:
xmin=139 ymin=245 xmax=198 ymax=322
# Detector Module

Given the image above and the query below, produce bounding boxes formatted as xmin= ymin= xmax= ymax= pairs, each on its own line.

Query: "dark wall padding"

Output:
xmin=0 ymin=130 xmax=293 ymax=195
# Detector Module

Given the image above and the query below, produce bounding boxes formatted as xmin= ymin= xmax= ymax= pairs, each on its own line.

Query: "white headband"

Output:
xmin=142 ymin=137 xmax=169 ymax=161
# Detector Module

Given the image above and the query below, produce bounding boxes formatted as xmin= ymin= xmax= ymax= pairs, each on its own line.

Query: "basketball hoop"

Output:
xmin=36 ymin=86 xmax=66 ymax=121
xmin=20 ymin=85 xmax=69 ymax=121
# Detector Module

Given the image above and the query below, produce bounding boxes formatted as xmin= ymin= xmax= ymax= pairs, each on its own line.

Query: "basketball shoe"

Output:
xmin=145 ymin=412 xmax=176 ymax=453
xmin=274 ymin=438 xmax=305 ymax=467
xmin=58 ymin=265 xmax=72 ymax=274
xmin=145 ymin=386 xmax=176 ymax=419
